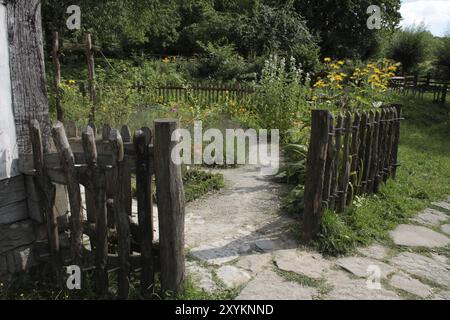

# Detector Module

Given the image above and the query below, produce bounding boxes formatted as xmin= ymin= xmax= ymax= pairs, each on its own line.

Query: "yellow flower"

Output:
xmin=337 ymin=60 xmax=345 ymax=65
xmin=162 ymin=57 xmax=170 ymax=64
xmin=324 ymin=57 xmax=332 ymax=62
xmin=68 ymin=79 xmax=76 ymax=85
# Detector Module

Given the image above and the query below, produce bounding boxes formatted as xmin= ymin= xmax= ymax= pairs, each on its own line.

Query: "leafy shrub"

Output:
xmin=386 ymin=25 xmax=435 ymax=74
xmin=196 ymin=42 xmax=252 ymax=81
xmin=252 ymin=55 xmax=311 ymax=141
xmin=183 ymin=169 xmax=225 ymax=202
xmin=435 ymin=34 xmax=450 ymax=80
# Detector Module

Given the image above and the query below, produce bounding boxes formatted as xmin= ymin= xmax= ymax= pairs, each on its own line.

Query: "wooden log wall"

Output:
xmin=20 ymin=119 xmax=186 ymax=298
xmin=302 ymin=106 xmax=402 ymax=241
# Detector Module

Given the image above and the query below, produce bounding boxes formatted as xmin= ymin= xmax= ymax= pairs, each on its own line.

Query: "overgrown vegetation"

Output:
xmin=183 ymin=169 xmax=225 ymax=202
xmin=316 ymin=94 xmax=450 ymax=256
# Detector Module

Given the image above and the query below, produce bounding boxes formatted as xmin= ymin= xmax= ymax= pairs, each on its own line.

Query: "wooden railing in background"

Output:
xmin=390 ymin=75 xmax=448 ymax=104
xmin=21 ymin=119 xmax=185 ymax=298
xmin=302 ymin=106 xmax=402 ymax=241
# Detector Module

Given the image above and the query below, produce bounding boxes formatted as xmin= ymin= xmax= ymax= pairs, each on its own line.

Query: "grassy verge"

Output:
xmin=183 ymin=169 xmax=225 ymax=202
xmin=316 ymin=94 xmax=450 ymax=256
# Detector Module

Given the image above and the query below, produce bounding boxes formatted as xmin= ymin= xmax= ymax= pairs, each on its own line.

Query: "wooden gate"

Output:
xmin=20 ymin=119 xmax=185 ymax=298
xmin=303 ymin=105 xmax=402 ymax=241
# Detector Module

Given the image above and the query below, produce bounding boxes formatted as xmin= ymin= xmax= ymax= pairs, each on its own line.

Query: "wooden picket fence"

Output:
xmin=390 ymin=75 xmax=448 ymax=104
xmin=154 ymin=83 xmax=255 ymax=104
xmin=20 ymin=119 xmax=185 ymax=298
xmin=302 ymin=105 xmax=402 ymax=241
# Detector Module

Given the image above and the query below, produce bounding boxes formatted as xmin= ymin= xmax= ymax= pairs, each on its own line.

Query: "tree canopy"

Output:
xmin=41 ymin=0 xmax=402 ymax=61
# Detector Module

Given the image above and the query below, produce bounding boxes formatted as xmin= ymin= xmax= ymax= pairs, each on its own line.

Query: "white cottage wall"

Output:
xmin=0 ymin=3 xmax=19 ymax=180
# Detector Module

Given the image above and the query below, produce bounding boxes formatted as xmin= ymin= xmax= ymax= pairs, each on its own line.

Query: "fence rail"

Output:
xmin=302 ymin=106 xmax=402 ymax=241
xmin=390 ymin=75 xmax=448 ymax=104
xmin=20 ymin=119 xmax=185 ymax=298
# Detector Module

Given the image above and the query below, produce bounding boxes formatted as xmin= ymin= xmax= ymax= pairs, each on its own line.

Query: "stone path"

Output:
xmin=184 ymin=165 xmax=450 ymax=300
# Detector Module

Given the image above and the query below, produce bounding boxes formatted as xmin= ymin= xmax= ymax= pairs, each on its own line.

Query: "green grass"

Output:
xmin=316 ymin=94 xmax=450 ymax=256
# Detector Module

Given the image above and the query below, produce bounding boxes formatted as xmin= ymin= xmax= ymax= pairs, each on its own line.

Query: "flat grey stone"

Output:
xmin=441 ymin=224 xmax=450 ymax=236
xmin=190 ymin=242 xmax=242 ymax=265
xmin=432 ymin=291 xmax=450 ymax=300
xmin=336 ymin=257 xmax=396 ymax=279
xmin=389 ymin=271 xmax=432 ymax=298
xmin=411 ymin=208 xmax=448 ymax=226
xmin=235 ymin=253 xmax=272 ymax=274
xmin=357 ymin=244 xmax=389 ymax=260
xmin=236 ymin=270 xmax=317 ymax=300
xmin=186 ymin=262 xmax=218 ymax=293
xmin=390 ymin=252 xmax=450 ymax=286
xmin=432 ymin=201 xmax=450 ymax=212
xmin=274 ymin=249 xmax=332 ymax=279
xmin=389 ymin=224 xmax=450 ymax=248
xmin=216 ymin=266 xmax=252 ymax=288
xmin=254 ymin=239 xmax=280 ymax=252
xmin=324 ymin=269 xmax=400 ymax=300
xmin=431 ymin=253 xmax=448 ymax=264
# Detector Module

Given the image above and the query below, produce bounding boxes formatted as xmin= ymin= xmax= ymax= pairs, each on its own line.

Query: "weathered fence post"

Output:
xmin=347 ymin=112 xmax=360 ymax=205
xmin=322 ymin=113 xmax=335 ymax=209
xmin=85 ymin=34 xmax=97 ymax=122
xmin=134 ymin=129 xmax=155 ymax=297
xmin=441 ymin=83 xmax=448 ymax=104
xmin=329 ymin=114 xmax=342 ymax=210
xmin=302 ymin=110 xmax=330 ymax=242
xmin=368 ymin=110 xmax=381 ymax=193
xmin=337 ymin=112 xmax=352 ymax=212
xmin=361 ymin=111 xmax=374 ymax=194
xmin=52 ymin=31 xmax=63 ymax=121
xmin=391 ymin=105 xmax=402 ymax=179
xmin=154 ymin=119 xmax=186 ymax=297
xmin=51 ymin=122 xmax=83 ymax=265
xmin=109 ymin=129 xmax=131 ymax=299
xmin=29 ymin=120 xmax=61 ymax=281
xmin=82 ymin=126 xmax=108 ymax=296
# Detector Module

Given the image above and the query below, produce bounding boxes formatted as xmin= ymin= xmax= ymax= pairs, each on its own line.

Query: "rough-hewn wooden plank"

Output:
xmin=347 ymin=112 xmax=360 ymax=205
xmin=51 ymin=121 xmax=83 ymax=265
xmin=85 ymin=34 xmax=97 ymax=122
xmin=322 ymin=114 xmax=334 ymax=208
xmin=0 ymin=200 xmax=28 ymax=225
xmin=0 ymin=175 xmax=27 ymax=211
xmin=361 ymin=111 xmax=374 ymax=194
xmin=29 ymin=120 xmax=60 ymax=280
xmin=329 ymin=114 xmax=342 ymax=210
xmin=0 ymin=243 xmax=38 ymax=275
xmin=0 ymin=220 xmax=35 ymax=255
xmin=82 ymin=126 xmax=108 ymax=296
xmin=383 ymin=108 xmax=396 ymax=182
xmin=109 ymin=129 xmax=130 ymax=299
xmin=134 ymin=130 xmax=154 ymax=297
xmin=356 ymin=112 xmax=367 ymax=195
xmin=368 ymin=111 xmax=381 ymax=193
xmin=7 ymin=0 xmax=51 ymax=154
xmin=337 ymin=112 xmax=352 ymax=213
xmin=391 ymin=105 xmax=402 ymax=179
xmin=302 ymin=110 xmax=330 ymax=241
xmin=154 ymin=119 xmax=186 ymax=296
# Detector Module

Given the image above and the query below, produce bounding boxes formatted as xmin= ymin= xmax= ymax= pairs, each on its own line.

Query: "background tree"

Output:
xmin=289 ymin=0 xmax=402 ymax=59
xmin=386 ymin=25 xmax=435 ymax=74
xmin=435 ymin=32 xmax=450 ymax=80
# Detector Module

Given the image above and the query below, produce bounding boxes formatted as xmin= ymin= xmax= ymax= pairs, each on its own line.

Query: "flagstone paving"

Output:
xmin=180 ymin=165 xmax=450 ymax=300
